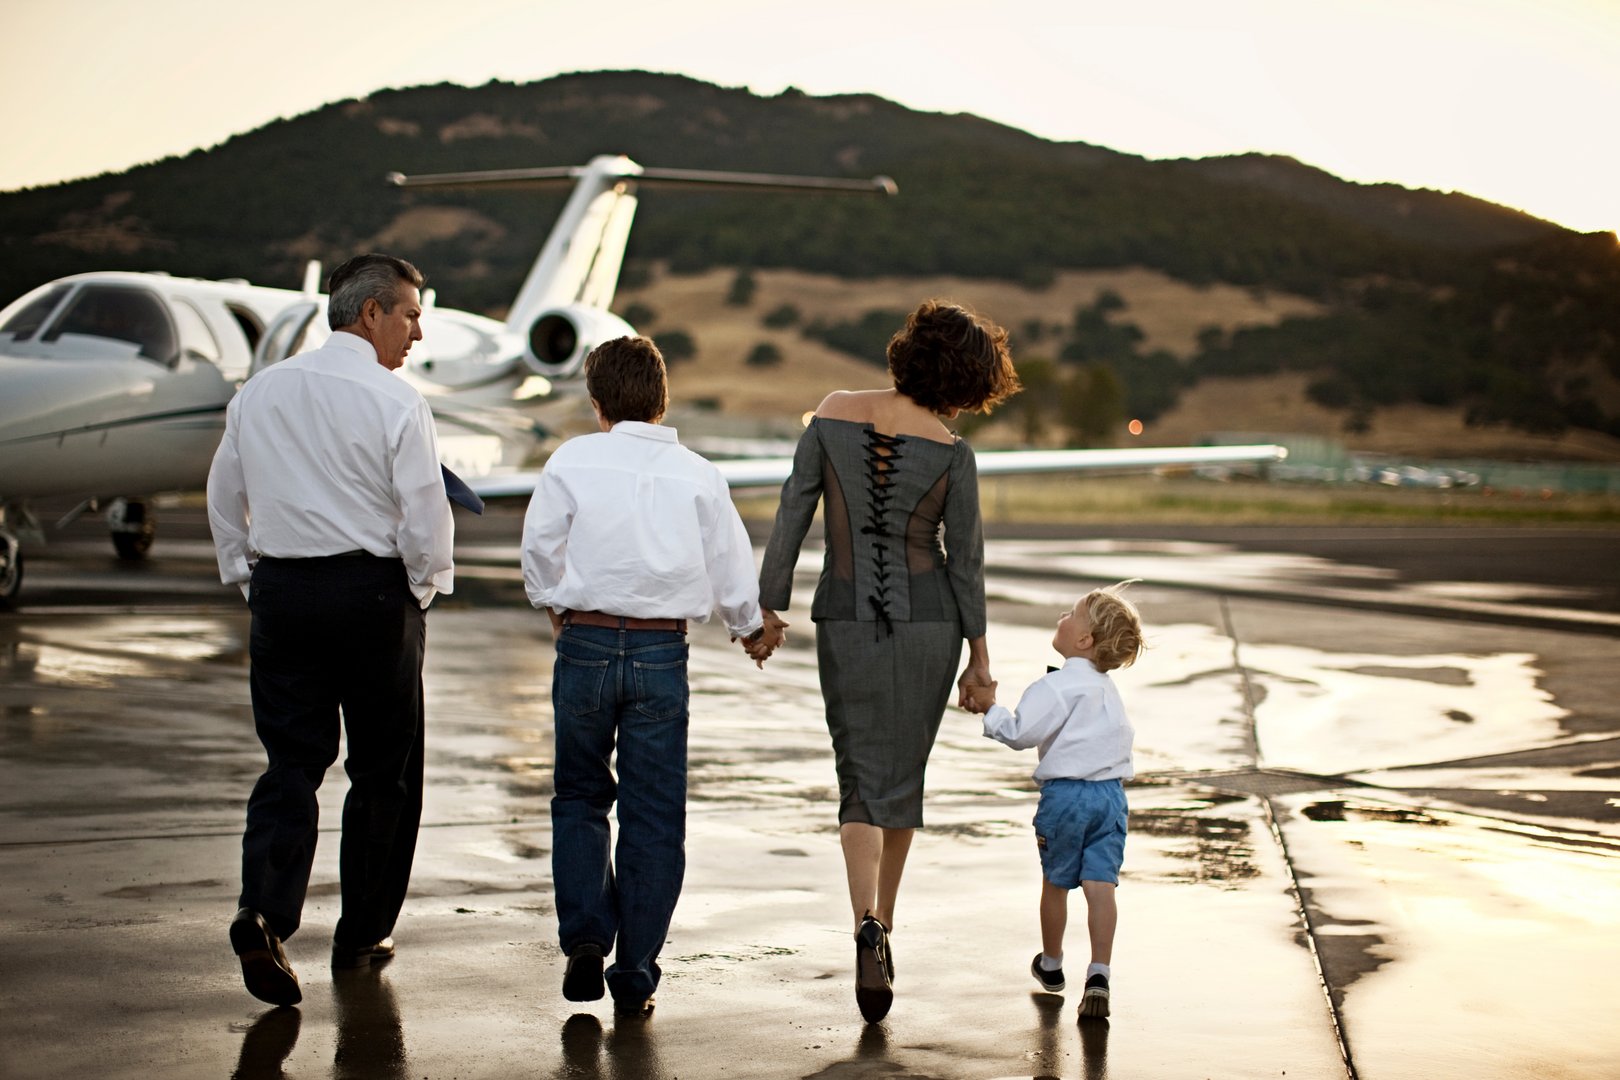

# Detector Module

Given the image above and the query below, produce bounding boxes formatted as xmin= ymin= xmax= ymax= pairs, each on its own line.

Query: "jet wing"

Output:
xmin=970 ymin=443 xmax=1288 ymax=477
xmin=708 ymin=443 xmax=1289 ymax=490
xmin=460 ymin=443 xmax=1287 ymax=499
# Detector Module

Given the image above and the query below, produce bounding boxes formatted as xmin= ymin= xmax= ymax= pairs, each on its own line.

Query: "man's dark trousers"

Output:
xmin=240 ymin=554 xmax=427 ymax=949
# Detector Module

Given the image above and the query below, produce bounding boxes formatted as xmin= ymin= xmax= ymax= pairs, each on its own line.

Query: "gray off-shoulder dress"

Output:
xmin=758 ymin=417 xmax=987 ymax=828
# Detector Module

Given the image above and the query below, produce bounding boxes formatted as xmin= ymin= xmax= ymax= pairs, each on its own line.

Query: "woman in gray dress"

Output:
xmin=755 ymin=299 xmax=1020 ymax=1022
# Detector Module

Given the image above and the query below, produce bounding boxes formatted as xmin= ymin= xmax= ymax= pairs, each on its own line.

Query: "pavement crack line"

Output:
xmin=1220 ymin=594 xmax=1360 ymax=1080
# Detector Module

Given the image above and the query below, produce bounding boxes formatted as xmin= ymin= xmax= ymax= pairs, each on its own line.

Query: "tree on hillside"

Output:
xmin=1010 ymin=356 xmax=1058 ymax=444
xmin=619 ymin=301 xmax=656 ymax=328
xmin=763 ymin=303 xmax=800 ymax=328
xmin=746 ymin=342 xmax=783 ymax=367
xmin=1061 ymin=300 xmax=1144 ymax=366
xmin=1119 ymin=349 xmax=1189 ymax=421
xmin=1061 ymin=365 xmax=1126 ymax=447
xmin=727 ymin=268 xmax=757 ymax=306
xmin=801 ymin=309 xmax=906 ymax=367
xmin=656 ymin=329 xmax=696 ymax=364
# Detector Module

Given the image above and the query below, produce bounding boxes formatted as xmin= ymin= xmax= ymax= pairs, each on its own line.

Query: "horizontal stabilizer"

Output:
xmin=386 ymin=166 xmax=895 ymax=196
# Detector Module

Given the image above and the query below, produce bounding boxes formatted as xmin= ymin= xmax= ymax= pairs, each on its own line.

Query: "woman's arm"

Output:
xmin=941 ymin=441 xmax=987 ymax=640
xmin=957 ymin=634 xmax=992 ymax=709
xmin=757 ymin=421 xmax=825 ymax=611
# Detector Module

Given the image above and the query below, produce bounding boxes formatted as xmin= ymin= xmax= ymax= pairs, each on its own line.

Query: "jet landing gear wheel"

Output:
xmin=106 ymin=498 xmax=156 ymax=560
xmin=0 ymin=533 xmax=21 ymax=609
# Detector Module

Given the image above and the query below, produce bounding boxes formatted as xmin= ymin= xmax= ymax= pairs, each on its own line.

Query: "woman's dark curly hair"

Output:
xmin=887 ymin=299 xmax=1021 ymax=415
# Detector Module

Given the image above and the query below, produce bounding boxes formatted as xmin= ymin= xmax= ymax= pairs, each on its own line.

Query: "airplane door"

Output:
xmin=247 ymin=301 xmax=327 ymax=380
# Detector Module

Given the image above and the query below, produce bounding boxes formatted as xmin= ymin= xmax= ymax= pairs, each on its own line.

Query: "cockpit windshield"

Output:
xmin=0 ymin=285 xmax=70 ymax=341
xmin=42 ymin=285 xmax=177 ymax=365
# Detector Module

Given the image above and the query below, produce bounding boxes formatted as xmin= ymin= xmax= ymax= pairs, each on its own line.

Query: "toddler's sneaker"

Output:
xmin=1029 ymin=953 xmax=1065 ymax=993
xmin=1079 ymin=972 xmax=1110 ymax=1017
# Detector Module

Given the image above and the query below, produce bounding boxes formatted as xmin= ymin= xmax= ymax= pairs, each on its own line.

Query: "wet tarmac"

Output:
xmin=2 ymin=509 xmax=1618 ymax=1079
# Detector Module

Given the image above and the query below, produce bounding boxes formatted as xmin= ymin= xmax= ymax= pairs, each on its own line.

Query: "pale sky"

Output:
xmin=4 ymin=0 xmax=1617 ymax=234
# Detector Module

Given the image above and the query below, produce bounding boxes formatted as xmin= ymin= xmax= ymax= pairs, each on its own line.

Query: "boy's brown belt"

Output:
xmin=563 ymin=610 xmax=687 ymax=633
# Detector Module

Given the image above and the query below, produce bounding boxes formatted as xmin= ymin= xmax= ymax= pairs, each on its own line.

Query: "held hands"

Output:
xmin=735 ymin=607 xmax=789 ymax=668
xmin=961 ymin=680 xmax=998 ymax=714
xmin=957 ymin=663 xmax=996 ymax=714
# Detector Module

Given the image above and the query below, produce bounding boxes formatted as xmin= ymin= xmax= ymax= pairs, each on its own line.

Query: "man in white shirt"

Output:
xmin=521 ymin=336 xmax=765 ymax=1018
xmin=207 ymin=253 xmax=455 ymax=1007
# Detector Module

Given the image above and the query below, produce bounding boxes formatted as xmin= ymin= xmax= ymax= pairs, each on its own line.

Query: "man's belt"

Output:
xmin=563 ymin=610 xmax=687 ymax=633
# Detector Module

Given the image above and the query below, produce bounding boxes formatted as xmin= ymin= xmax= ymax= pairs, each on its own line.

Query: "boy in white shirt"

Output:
xmin=521 ymin=336 xmax=767 ymax=1018
xmin=965 ymin=583 xmax=1143 ymax=1019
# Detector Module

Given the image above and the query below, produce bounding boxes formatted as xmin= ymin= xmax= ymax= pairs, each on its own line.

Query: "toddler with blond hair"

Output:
xmin=965 ymin=582 xmax=1144 ymax=1018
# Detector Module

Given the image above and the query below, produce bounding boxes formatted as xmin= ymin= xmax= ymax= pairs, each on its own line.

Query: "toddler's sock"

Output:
xmin=1039 ymin=953 xmax=1063 ymax=972
xmin=1087 ymin=962 xmax=1110 ymax=980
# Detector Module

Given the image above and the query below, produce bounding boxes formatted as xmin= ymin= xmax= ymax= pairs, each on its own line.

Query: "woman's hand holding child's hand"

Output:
xmin=960 ymin=678 xmax=997 ymax=714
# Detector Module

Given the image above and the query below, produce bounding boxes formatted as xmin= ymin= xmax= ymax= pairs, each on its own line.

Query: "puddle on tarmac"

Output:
xmin=26 ymin=617 xmax=242 ymax=664
xmin=980 ymin=539 xmax=1604 ymax=611
xmin=23 ymin=643 xmax=165 ymax=689
xmin=1 ymin=615 xmax=244 ymax=691
xmin=1244 ymin=642 xmax=1575 ymax=775
xmin=1126 ymin=804 xmax=1263 ymax=888
xmin=1277 ymin=792 xmax=1620 ymax=1078
xmin=984 ymin=537 xmax=1398 ymax=593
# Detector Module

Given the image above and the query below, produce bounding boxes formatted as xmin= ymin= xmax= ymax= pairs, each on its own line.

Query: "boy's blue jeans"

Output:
xmin=550 ymin=625 xmax=689 ymax=1005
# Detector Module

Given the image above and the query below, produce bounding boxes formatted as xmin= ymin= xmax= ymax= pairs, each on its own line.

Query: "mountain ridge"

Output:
xmin=1 ymin=69 xmax=1615 ymax=448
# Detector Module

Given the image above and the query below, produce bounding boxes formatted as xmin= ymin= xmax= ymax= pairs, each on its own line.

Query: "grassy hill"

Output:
xmin=621 ymin=263 xmax=1620 ymax=464
xmin=2 ymin=69 xmax=1616 ymax=454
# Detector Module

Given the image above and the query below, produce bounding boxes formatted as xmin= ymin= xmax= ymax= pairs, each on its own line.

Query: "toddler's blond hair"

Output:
xmin=1084 ymin=581 xmax=1144 ymax=672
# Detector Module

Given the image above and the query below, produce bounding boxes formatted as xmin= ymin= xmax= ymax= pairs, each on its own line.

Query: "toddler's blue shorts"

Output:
xmin=1033 ymin=777 xmax=1127 ymax=888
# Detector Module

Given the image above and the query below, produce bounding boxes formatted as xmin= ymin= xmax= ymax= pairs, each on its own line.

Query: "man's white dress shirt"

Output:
xmin=521 ymin=421 xmax=763 ymax=638
xmin=981 ymin=657 xmax=1135 ymax=782
xmin=207 ymin=331 xmax=455 ymax=609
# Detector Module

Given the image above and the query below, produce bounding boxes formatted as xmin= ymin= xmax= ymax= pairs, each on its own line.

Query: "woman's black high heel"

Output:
xmin=854 ymin=913 xmax=893 ymax=1023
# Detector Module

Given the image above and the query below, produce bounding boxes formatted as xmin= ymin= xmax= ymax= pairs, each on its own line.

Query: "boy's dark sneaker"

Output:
xmin=1079 ymin=972 xmax=1110 ymax=1018
xmin=1030 ymin=953 xmax=1065 ymax=993
xmin=562 ymin=944 xmax=605 ymax=1002
xmin=613 ymin=995 xmax=655 ymax=1019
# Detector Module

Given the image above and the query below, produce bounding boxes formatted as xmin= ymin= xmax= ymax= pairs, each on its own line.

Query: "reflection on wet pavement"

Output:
xmin=1245 ymin=641 xmax=1574 ymax=775
xmin=332 ymin=972 xmax=408 ymax=1080
xmin=229 ymin=1008 xmax=300 ymax=1080
xmin=978 ymin=538 xmax=1620 ymax=629
xmin=2 ymin=548 xmax=1618 ymax=1078
xmin=1277 ymin=791 xmax=1620 ymax=1079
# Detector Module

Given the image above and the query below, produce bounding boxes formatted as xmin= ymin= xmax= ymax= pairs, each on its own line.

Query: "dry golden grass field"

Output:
xmin=617 ymin=264 xmax=1620 ymax=465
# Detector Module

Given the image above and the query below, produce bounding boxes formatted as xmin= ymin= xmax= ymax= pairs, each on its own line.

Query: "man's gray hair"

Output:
xmin=326 ymin=253 xmax=424 ymax=330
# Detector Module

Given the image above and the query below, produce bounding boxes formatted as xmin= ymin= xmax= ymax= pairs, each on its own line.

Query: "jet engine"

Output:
xmin=521 ymin=305 xmax=636 ymax=381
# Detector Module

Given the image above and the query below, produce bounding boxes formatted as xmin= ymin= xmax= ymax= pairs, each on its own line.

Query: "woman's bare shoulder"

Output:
xmin=814 ymin=389 xmax=883 ymax=421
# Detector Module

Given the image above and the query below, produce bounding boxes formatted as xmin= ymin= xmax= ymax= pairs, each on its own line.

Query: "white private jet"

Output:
xmin=0 ymin=157 xmax=898 ymax=604
xmin=0 ymin=155 xmax=1285 ymax=606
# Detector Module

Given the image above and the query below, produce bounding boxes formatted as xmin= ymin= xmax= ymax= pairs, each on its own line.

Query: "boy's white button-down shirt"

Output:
xmin=206 ymin=331 xmax=455 ymax=609
xmin=520 ymin=421 xmax=764 ymax=638
xmin=981 ymin=656 xmax=1135 ymax=782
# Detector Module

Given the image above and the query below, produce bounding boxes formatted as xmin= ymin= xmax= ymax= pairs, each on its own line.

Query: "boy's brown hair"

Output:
xmin=585 ymin=336 xmax=669 ymax=423
xmin=1085 ymin=582 xmax=1144 ymax=672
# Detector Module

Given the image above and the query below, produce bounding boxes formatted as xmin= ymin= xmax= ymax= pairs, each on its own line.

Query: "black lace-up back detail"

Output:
xmin=861 ymin=430 xmax=904 ymax=639
xmin=757 ymin=417 xmax=981 ymax=635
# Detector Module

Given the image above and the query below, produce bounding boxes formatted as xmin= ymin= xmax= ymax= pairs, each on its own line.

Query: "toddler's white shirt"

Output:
xmin=981 ymin=657 xmax=1134 ymax=782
